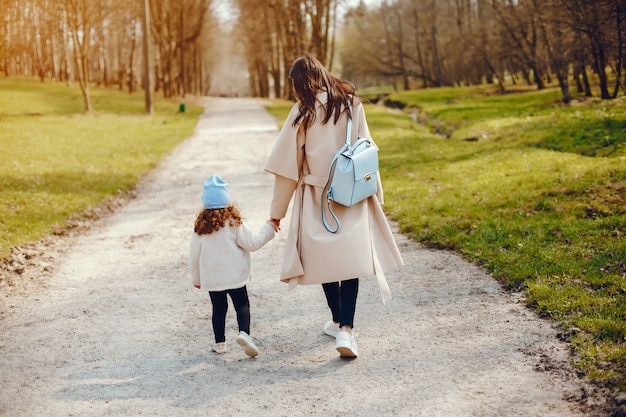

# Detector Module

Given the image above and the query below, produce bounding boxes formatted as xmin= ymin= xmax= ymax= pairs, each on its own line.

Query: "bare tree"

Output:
xmin=234 ymin=0 xmax=273 ymax=97
xmin=410 ymin=0 xmax=429 ymax=87
xmin=340 ymin=2 xmax=408 ymax=89
xmin=339 ymin=3 xmax=387 ymax=87
xmin=608 ymin=0 xmax=625 ymax=97
xmin=64 ymin=0 xmax=93 ymax=112
xmin=0 ymin=0 xmax=8 ymax=76
xmin=559 ymin=0 xmax=605 ymax=98
xmin=539 ymin=0 xmax=572 ymax=103
xmin=142 ymin=0 xmax=152 ymax=113
xmin=494 ymin=0 xmax=548 ymax=90
xmin=233 ymin=0 xmax=340 ymax=98
xmin=149 ymin=0 xmax=210 ymax=98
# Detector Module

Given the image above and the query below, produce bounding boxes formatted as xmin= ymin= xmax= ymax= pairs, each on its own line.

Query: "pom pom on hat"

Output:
xmin=202 ymin=175 xmax=232 ymax=209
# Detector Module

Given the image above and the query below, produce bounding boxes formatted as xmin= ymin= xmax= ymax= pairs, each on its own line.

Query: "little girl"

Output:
xmin=190 ymin=175 xmax=277 ymax=357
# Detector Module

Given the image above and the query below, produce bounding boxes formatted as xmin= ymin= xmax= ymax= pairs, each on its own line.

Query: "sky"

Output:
xmin=212 ymin=0 xmax=382 ymax=24
xmin=212 ymin=1 xmax=237 ymax=25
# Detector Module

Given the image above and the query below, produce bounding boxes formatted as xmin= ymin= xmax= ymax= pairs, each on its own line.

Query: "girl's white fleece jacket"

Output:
xmin=189 ymin=222 xmax=276 ymax=292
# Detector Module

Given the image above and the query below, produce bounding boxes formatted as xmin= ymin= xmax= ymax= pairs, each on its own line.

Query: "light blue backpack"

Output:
xmin=322 ymin=103 xmax=379 ymax=233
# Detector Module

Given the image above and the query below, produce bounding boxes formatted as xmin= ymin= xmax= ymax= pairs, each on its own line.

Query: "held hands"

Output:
xmin=268 ymin=218 xmax=281 ymax=232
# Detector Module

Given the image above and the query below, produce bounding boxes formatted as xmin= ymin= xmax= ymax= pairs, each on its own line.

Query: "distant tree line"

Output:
xmin=0 ymin=0 xmax=219 ymax=111
xmin=3 ymin=0 xmax=623 ymax=105
xmin=339 ymin=0 xmax=625 ymax=103
xmin=233 ymin=0 xmax=340 ymax=99
xmin=232 ymin=0 xmax=625 ymax=103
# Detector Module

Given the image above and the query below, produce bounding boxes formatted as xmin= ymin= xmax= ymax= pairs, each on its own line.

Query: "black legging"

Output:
xmin=209 ymin=285 xmax=251 ymax=343
xmin=322 ymin=278 xmax=359 ymax=329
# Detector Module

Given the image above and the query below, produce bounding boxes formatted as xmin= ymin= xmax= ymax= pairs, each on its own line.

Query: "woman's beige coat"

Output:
xmin=264 ymin=93 xmax=403 ymax=303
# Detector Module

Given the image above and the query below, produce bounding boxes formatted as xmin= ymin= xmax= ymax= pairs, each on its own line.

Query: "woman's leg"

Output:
xmin=322 ymin=282 xmax=341 ymax=323
xmin=339 ymin=278 xmax=359 ymax=330
xmin=228 ymin=286 xmax=251 ymax=335
xmin=335 ymin=278 xmax=360 ymax=358
xmin=209 ymin=290 xmax=228 ymax=343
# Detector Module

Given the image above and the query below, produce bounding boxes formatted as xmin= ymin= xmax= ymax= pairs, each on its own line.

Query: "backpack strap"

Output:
xmin=321 ymin=103 xmax=352 ymax=233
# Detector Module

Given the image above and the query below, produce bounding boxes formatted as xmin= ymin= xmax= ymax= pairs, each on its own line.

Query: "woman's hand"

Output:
xmin=269 ymin=218 xmax=281 ymax=232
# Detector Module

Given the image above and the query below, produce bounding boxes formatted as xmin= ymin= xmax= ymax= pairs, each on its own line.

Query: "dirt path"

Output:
xmin=0 ymin=97 xmax=613 ymax=416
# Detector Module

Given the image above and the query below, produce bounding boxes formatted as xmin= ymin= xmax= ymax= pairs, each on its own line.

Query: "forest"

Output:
xmin=0 ymin=0 xmax=221 ymax=111
xmin=1 ymin=0 xmax=624 ymax=109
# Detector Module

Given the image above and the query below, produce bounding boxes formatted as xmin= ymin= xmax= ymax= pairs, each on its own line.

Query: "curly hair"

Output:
xmin=194 ymin=205 xmax=243 ymax=235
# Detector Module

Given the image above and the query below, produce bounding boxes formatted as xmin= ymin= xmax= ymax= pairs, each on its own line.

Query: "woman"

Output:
xmin=264 ymin=55 xmax=403 ymax=358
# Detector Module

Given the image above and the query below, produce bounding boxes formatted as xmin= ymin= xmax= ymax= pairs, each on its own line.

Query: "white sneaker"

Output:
xmin=336 ymin=330 xmax=358 ymax=358
xmin=236 ymin=331 xmax=259 ymax=357
xmin=212 ymin=342 xmax=228 ymax=354
xmin=323 ymin=321 xmax=341 ymax=338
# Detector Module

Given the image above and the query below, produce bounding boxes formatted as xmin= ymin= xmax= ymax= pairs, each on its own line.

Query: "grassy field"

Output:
xmin=0 ymin=77 xmax=203 ymax=258
xmin=265 ymin=86 xmax=626 ymax=391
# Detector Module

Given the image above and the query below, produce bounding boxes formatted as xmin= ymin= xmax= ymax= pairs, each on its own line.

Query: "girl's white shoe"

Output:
xmin=212 ymin=342 xmax=228 ymax=354
xmin=236 ymin=331 xmax=259 ymax=357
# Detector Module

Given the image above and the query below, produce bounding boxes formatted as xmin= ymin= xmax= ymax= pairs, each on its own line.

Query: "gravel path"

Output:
xmin=0 ymin=97 xmax=612 ymax=416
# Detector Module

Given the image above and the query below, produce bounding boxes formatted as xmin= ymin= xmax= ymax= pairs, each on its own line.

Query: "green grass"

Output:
xmin=388 ymin=86 xmax=626 ymax=157
xmin=265 ymin=86 xmax=626 ymax=391
xmin=0 ymin=77 xmax=203 ymax=256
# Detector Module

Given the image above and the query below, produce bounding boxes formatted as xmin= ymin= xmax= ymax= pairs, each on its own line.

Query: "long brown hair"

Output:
xmin=289 ymin=55 xmax=358 ymax=132
xmin=194 ymin=205 xmax=243 ymax=235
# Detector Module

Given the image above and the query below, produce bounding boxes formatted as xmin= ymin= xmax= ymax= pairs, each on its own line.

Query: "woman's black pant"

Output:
xmin=322 ymin=278 xmax=359 ymax=329
xmin=209 ymin=285 xmax=250 ymax=343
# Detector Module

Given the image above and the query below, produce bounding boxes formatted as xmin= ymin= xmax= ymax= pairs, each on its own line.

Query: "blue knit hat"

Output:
xmin=202 ymin=175 xmax=231 ymax=209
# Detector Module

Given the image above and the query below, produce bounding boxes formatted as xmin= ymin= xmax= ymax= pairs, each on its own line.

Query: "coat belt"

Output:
xmin=302 ymin=174 xmax=327 ymax=188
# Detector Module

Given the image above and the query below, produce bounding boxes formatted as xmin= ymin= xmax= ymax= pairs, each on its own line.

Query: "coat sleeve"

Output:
xmin=264 ymin=102 xmax=303 ymax=182
xmin=356 ymin=102 xmax=372 ymax=140
xmin=270 ymin=175 xmax=297 ymax=219
xmin=265 ymin=101 xmax=304 ymax=219
xmin=189 ymin=234 xmax=201 ymax=287
xmin=236 ymin=222 xmax=276 ymax=252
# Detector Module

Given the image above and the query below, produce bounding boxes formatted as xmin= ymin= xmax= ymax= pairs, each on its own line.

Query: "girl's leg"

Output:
xmin=209 ymin=290 xmax=228 ymax=343
xmin=228 ymin=286 xmax=251 ymax=335
xmin=339 ymin=278 xmax=359 ymax=330
xmin=322 ymin=282 xmax=341 ymax=323
xmin=230 ymin=286 xmax=258 ymax=357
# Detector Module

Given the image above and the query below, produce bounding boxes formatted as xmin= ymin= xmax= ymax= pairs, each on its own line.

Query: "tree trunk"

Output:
xmin=612 ymin=0 xmax=624 ymax=98
xmin=429 ymin=0 xmax=445 ymax=87
xmin=0 ymin=0 xmax=7 ymax=76
xmin=179 ymin=9 xmax=186 ymax=98
xmin=412 ymin=2 xmax=428 ymax=87
xmin=66 ymin=0 xmax=92 ymax=113
xmin=142 ymin=0 xmax=153 ymax=114
xmin=128 ymin=17 xmax=137 ymax=94
xmin=589 ymin=36 xmax=611 ymax=99
xmin=97 ymin=0 xmax=109 ymax=87
xmin=431 ymin=25 xmax=443 ymax=87
xmin=539 ymin=1 xmax=570 ymax=103
xmin=392 ymin=3 xmax=410 ymax=90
